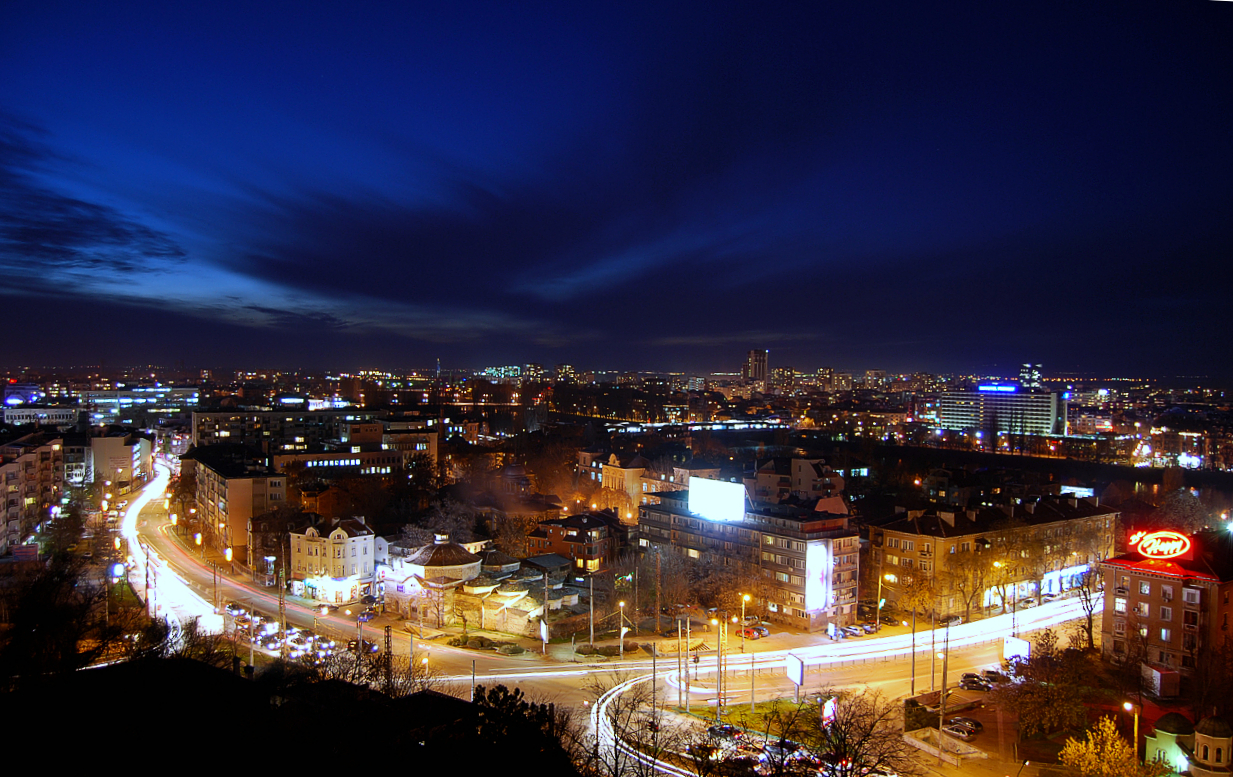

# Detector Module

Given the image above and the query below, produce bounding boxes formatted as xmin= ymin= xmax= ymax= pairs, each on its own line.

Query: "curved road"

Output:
xmin=124 ymin=462 xmax=1096 ymax=707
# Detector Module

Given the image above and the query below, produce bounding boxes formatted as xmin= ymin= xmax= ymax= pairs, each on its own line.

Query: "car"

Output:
xmin=318 ymin=604 xmax=338 ymax=615
xmin=980 ymin=669 xmax=1006 ymax=684
xmin=841 ymin=626 xmax=864 ymax=638
xmin=958 ymin=677 xmax=991 ymax=691
xmin=348 ymin=638 xmax=379 ymax=654
xmin=224 ymin=602 xmax=247 ymax=617
xmin=357 ymin=611 xmax=376 ymax=622
xmin=880 ymin=614 xmax=899 ymax=626
xmin=686 ymin=743 xmax=719 ymax=761
xmin=946 ymin=716 xmax=984 ymax=733
xmin=763 ymin=739 xmax=801 ymax=759
xmin=1041 ymin=592 xmax=1060 ymax=602
xmin=1018 ymin=598 xmax=1036 ymax=609
xmin=753 ymin=625 xmax=769 ymax=637
xmin=739 ymin=627 xmax=761 ymax=640
xmin=860 ymin=623 xmax=878 ymax=634
xmin=361 ymin=594 xmax=379 ymax=605
xmin=707 ymin=723 xmax=741 ymax=740
xmin=941 ymin=724 xmax=975 ymax=741
xmin=941 ymin=615 xmax=963 ymax=627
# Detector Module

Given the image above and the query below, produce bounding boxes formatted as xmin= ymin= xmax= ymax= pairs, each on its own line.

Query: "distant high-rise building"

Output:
xmin=686 ymin=376 xmax=707 ymax=392
xmin=1019 ymin=363 xmax=1044 ymax=389
xmin=743 ymin=349 xmax=768 ymax=384
xmin=554 ymin=364 xmax=576 ymax=383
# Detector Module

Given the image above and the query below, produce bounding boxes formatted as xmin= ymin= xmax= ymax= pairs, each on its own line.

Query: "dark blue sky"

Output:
xmin=2 ymin=2 xmax=1230 ymax=378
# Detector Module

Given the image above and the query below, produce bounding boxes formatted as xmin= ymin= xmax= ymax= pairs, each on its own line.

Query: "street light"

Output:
xmin=619 ymin=601 xmax=626 ymax=659
xmin=1124 ymin=702 xmax=1141 ymax=762
xmin=741 ymin=594 xmax=750 ymax=653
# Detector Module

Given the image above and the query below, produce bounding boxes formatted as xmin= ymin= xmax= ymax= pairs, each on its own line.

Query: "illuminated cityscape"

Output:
xmin=2 ymin=3 xmax=1231 ymax=775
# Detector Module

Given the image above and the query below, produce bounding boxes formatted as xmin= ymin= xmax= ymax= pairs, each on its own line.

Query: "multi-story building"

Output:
xmin=745 ymin=457 xmax=845 ymax=503
xmin=639 ymin=479 xmax=859 ymax=633
xmin=868 ymin=496 xmax=1117 ymax=617
xmin=1100 ymin=528 xmax=1233 ymax=677
xmin=0 ymin=433 xmax=65 ymax=554
xmin=743 ymin=349 xmax=768 ymax=389
xmin=938 ymin=385 xmax=1067 ymax=436
xmin=286 ymin=515 xmax=376 ymax=603
xmin=190 ymin=409 xmax=381 ymax=452
xmin=91 ymin=431 xmax=154 ymax=493
xmin=180 ymin=444 xmax=286 ymax=565
xmin=1 ymin=406 xmax=81 ymax=428
xmin=528 ymin=512 xmax=622 ymax=574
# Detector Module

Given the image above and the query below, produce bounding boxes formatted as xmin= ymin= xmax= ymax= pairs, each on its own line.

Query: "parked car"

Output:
xmin=841 ymin=626 xmax=864 ymax=638
xmin=763 ymin=739 xmax=801 ymax=759
xmin=958 ymin=677 xmax=992 ymax=691
xmin=860 ymin=623 xmax=878 ymax=634
xmin=980 ymin=669 xmax=1006 ymax=684
xmin=753 ymin=625 xmax=769 ymax=637
xmin=941 ymin=615 xmax=963 ymax=627
xmin=942 ymin=724 xmax=975 ymax=741
xmin=707 ymin=723 xmax=741 ymax=740
xmin=743 ymin=614 xmax=761 ymax=626
xmin=740 ymin=627 xmax=762 ymax=640
xmin=880 ymin=614 xmax=900 ymax=626
xmin=946 ymin=716 xmax=984 ymax=733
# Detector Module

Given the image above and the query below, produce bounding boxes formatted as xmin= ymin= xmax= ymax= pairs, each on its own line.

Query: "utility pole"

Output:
xmin=383 ymin=624 xmax=393 ymax=695
xmin=937 ymin=623 xmax=950 ymax=766
xmin=910 ymin=607 xmax=916 ymax=696
xmin=589 ymin=575 xmax=594 ymax=647
xmin=677 ymin=620 xmax=683 ymax=710
xmin=278 ymin=565 xmax=287 ymax=660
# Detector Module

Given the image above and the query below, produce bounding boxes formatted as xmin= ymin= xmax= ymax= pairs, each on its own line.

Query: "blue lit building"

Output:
xmin=937 ymin=385 xmax=1066 ymax=436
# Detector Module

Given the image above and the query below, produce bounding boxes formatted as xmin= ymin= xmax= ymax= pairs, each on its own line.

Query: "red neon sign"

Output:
xmin=1129 ymin=530 xmax=1191 ymax=559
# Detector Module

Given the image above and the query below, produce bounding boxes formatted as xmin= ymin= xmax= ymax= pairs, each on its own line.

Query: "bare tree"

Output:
xmin=801 ymin=687 xmax=923 ymax=777
xmin=939 ymin=547 xmax=986 ymax=621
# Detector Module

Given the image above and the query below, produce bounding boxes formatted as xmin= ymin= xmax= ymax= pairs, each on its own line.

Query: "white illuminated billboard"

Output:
xmin=688 ymin=477 xmax=746 ymax=522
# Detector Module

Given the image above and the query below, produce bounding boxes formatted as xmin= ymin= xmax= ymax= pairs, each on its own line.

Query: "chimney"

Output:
xmin=1024 ymin=502 xmax=1036 ymax=514
xmin=940 ymin=512 xmax=955 ymax=527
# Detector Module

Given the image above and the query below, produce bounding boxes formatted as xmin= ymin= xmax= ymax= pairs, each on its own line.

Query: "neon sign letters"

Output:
xmin=1128 ymin=530 xmax=1191 ymax=559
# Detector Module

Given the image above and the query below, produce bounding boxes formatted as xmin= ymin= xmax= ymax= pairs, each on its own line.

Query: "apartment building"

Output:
xmin=744 ymin=457 xmax=845 ymax=503
xmin=180 ymin=444 xmax=286 ymax=565
xmin=0 ymin=433 xmax=65 ymax=554
xmin=1100 ymin=528 xmax=1233 ymax=678
xmin=638 ymin=480 xmax=859 ymax=633
xmin=868 ymin=495 xmax=1117 ymax=617
xmin=528 ymin=512 xmax=623 ymax=574
xmin=191 ymin=409 xmax=381 ymax=452
xmin=287 ymin=515 xmax=376 ymax=603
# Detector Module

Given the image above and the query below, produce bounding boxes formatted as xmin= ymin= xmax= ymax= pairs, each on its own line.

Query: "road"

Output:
xmin=124 ymin=461 xmax=1095 ymax=708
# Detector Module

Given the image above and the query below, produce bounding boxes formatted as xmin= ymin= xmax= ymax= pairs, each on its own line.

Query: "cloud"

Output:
xmin=0 ymin=114 xmax=186 ymax=279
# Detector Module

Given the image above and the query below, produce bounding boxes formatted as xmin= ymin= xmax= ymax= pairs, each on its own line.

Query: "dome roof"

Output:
xmin=1154 ymin=713 xmax=1194 ymax=735
xmin=403 ymin=534 xmax=481 ymax=568
xmin=1196 ymin=716 xmax=1233 ymax=738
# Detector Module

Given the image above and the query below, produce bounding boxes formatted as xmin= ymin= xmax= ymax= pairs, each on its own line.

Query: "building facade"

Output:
xmin=938 ymin=386 xmax=1066 ymax=436
xmin=0 ymin=433 xmax=65 ymax=555
xmin=180 ymin=445 xmax=286 ymax=565
xmin=639 ymin=485 xmax=859 ymax=633
xmin=869 ymin=496 xmax=1117 ymax=618
xmin=1100 ymin=528 xmax=1233 ymax=677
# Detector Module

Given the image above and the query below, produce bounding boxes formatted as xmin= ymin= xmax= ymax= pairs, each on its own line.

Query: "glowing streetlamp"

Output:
xmin=1124 ymin=702 xmax=1141 ymax=762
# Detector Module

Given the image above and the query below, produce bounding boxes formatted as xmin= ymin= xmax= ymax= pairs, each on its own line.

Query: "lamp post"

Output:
xmin=741 ymin=594 xmax=750 ymax=652
xmin=1124 ymin=702 xmax=1141 ymax=762
xmin=619 ymin=601 xmax=626 ymax=659
xmin=711 ymin=617 xmax=724 ymax=718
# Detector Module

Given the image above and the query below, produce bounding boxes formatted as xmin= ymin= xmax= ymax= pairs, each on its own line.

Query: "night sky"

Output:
xmin=2 ymin=3 xmax=1230 ymax=378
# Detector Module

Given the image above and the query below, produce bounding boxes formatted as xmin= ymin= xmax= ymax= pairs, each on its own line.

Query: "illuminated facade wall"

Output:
xmin=938 ymin=389 xmax=1065 ymax=435
xmin=1100 ymin=530 xmax=1233 ymax=675
xmin=639 ymin=487 xmax=859 ymax=633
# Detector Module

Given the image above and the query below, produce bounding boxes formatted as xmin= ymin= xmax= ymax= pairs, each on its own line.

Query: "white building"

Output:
xmin=288 ymin=516 xmax=376 ymax=603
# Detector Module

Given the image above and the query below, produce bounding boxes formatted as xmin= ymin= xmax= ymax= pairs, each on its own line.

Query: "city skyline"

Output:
xmin=2 ymin=3 xmax=1230 ymax=377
